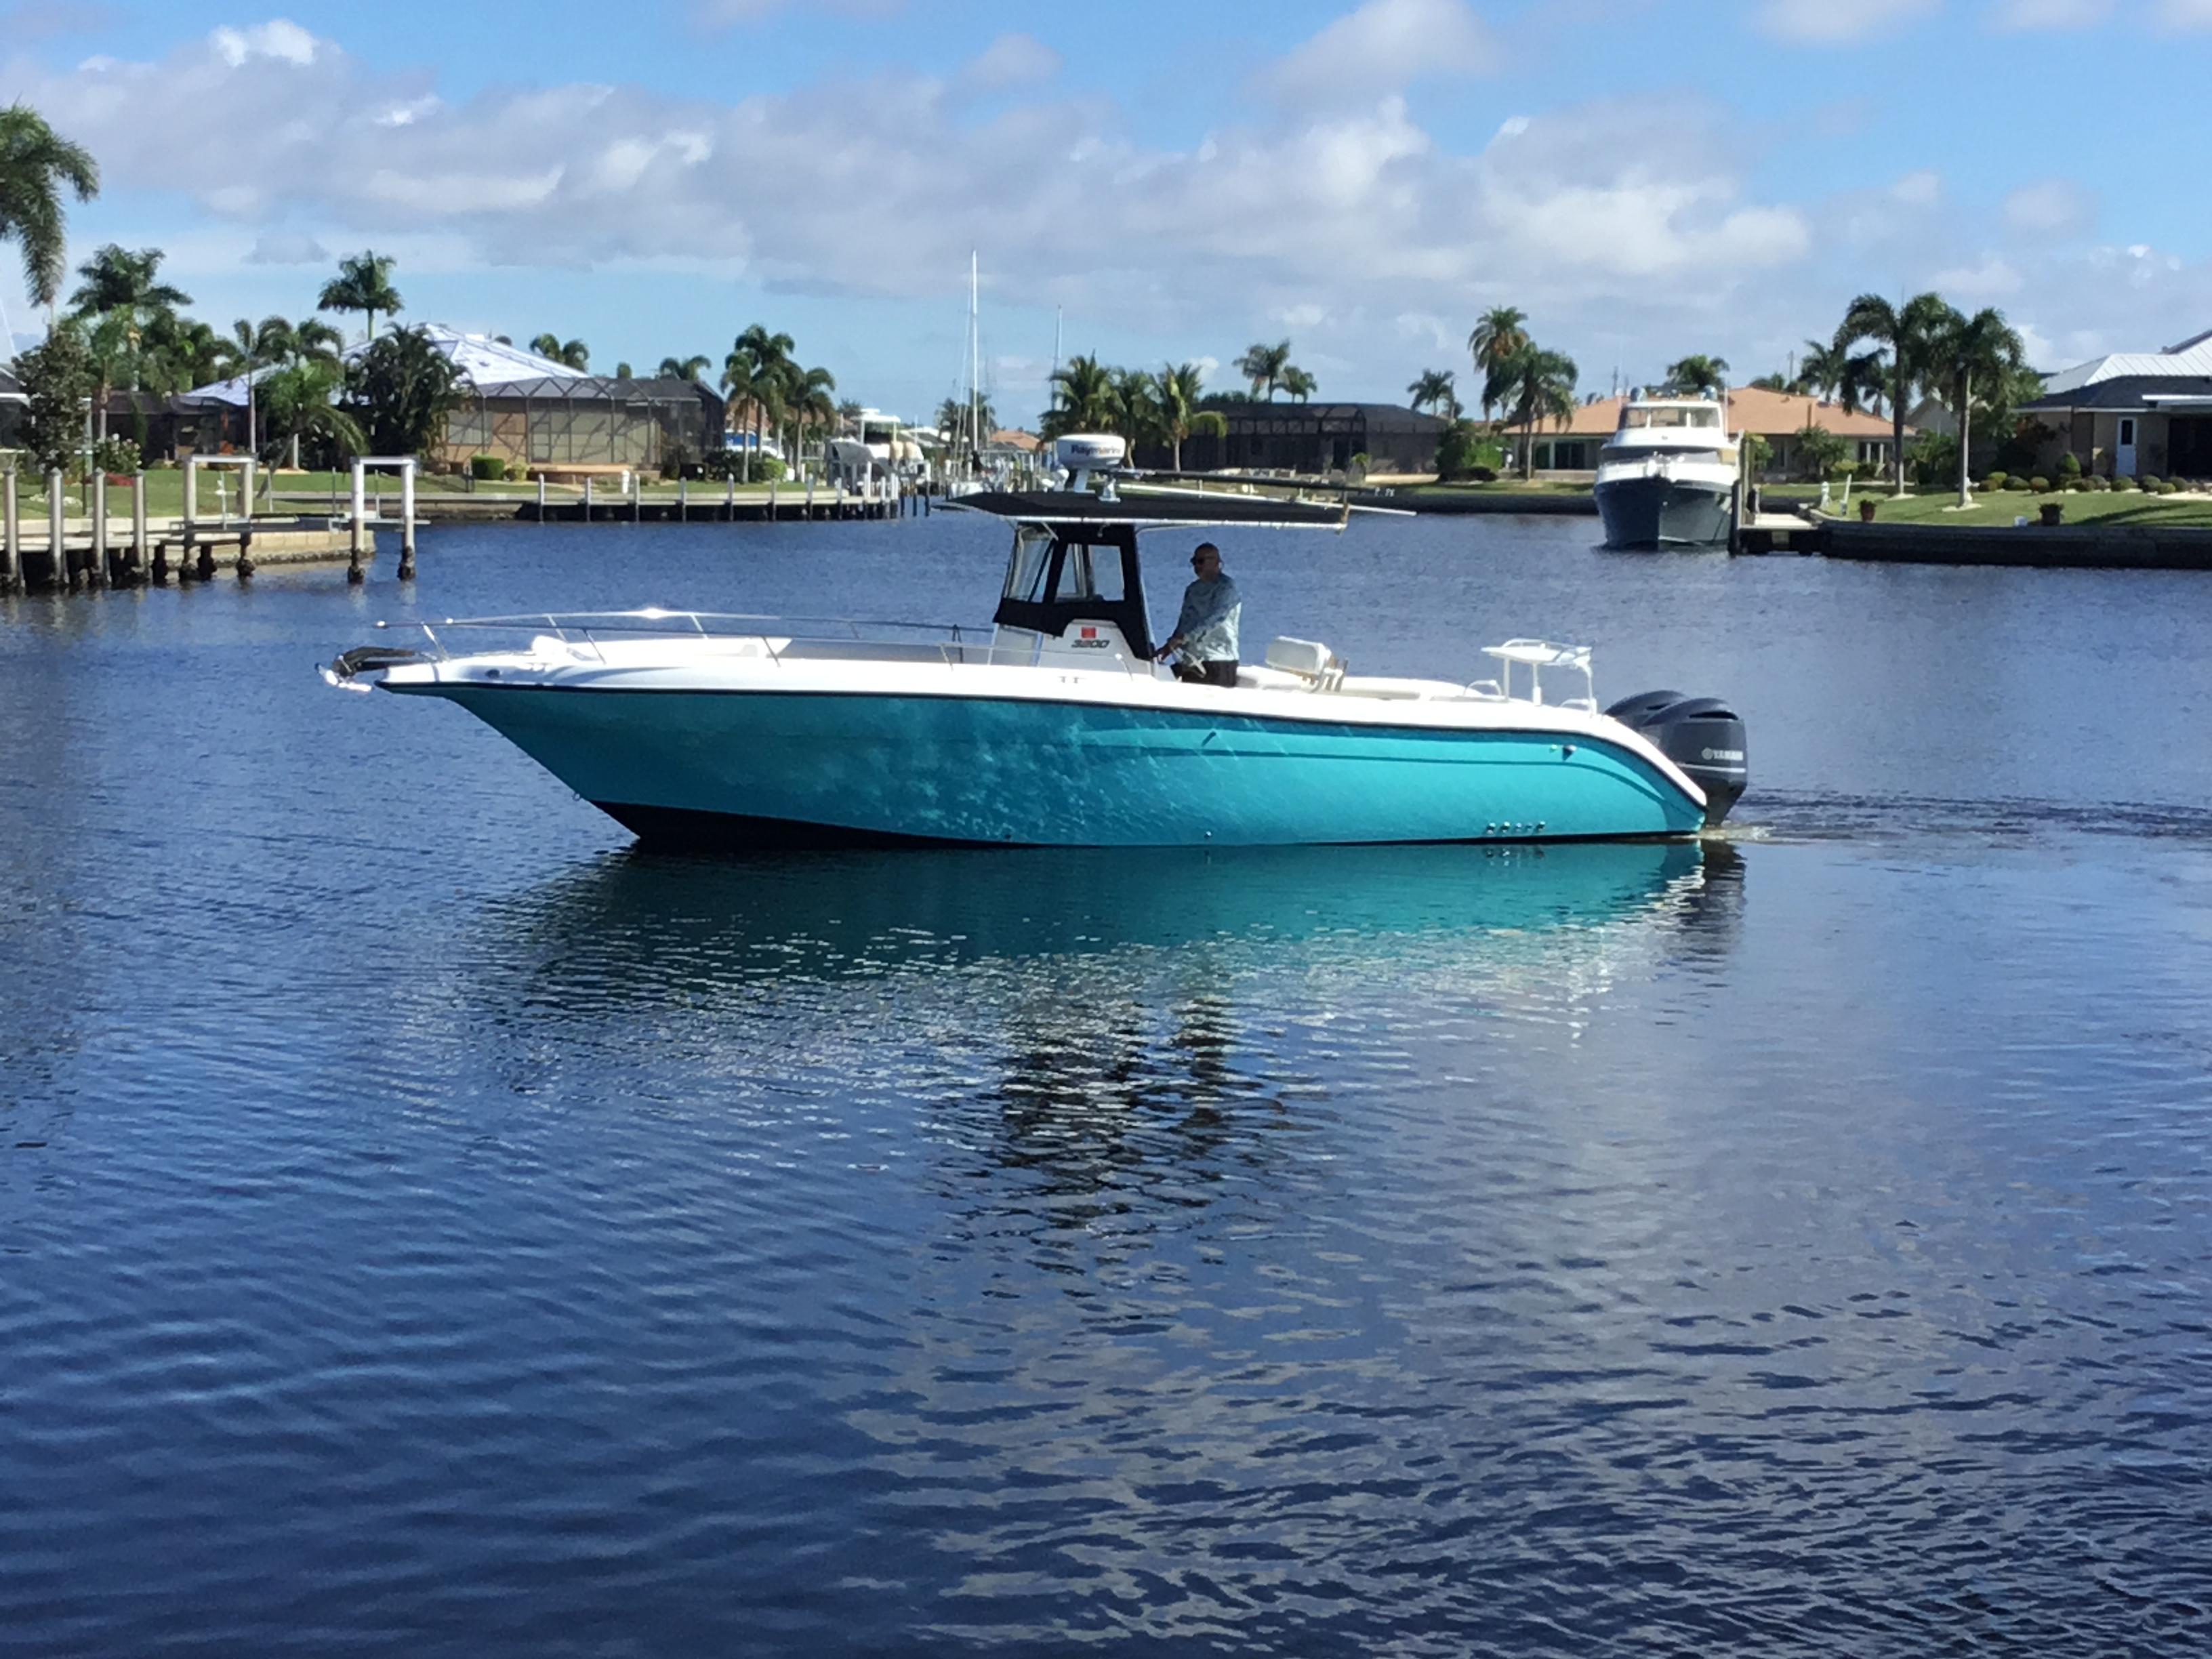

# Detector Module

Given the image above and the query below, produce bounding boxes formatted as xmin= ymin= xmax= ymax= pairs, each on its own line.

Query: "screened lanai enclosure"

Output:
xmin=436 ymin=374 xmax=726 ymax=473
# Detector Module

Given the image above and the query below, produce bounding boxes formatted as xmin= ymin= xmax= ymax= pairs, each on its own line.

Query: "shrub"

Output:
xmin=2113 ymin=474 xmax=2137 ymax=491
xmin=2158 ymin=478 xmax=2180 ymax=495
xmin=2056 ymin=451 xmax=2083 ymax=478
xmin=1467 ymin=465 xmax=1497 ymax=483
xmin=703 ymin=449 xmax=786 ymax=483
xmin=1433 ymin=419 xmax=1482 ymax=480
xmin=2004 ymin=476 xmax=2030 ymax=491
xmin=2029 ymin=476 xmax=2051 ymax=493
xmin=470 ymin=454 xmax=506 ymax=480
xmin=2086 ymin=474 xmax=2110 ymax=491
xmin=2139 ymin=474 xmax=2163 ymax=491
xmin=2066 ymin=476 xmax=2088 ymax=491
xmin=1981 ymin=471 xmax=2008 ymax=491
xmin=91 ymin=436 xmax=141 ymax=476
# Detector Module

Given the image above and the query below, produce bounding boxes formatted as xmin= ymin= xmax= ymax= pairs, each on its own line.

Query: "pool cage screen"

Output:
xmin=438 ymin=377 xmax=724 ymax=472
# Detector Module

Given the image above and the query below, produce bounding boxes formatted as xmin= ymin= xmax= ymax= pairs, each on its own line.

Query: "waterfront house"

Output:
xmin=1502 ymin=386 xmax=1903 ymax=480
xmin=2015 ymin=329 xmax=2212 ymax=480
xmin=178 ymin=327 xmax=725 ymax=475
xmin=1150 ymin=401 xmax=1449 ymax=476
xmin=0 ymin=365 xmax=24 ymax=451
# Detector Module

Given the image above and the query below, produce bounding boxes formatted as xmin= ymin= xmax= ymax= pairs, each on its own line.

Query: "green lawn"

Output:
xmin=1778 ymin=483 xmax=2212 ymax=529
xmin=14 ymin=468 xmax=817 ymax=521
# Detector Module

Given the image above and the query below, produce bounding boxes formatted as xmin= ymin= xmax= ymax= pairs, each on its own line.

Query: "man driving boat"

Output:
xmin=1155 ymin=541 xmax=1241 ymax=687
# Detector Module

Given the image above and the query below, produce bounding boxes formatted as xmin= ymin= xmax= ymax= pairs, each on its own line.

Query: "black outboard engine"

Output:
xmin=1605 ymin=689 xmax=1748 ymax=825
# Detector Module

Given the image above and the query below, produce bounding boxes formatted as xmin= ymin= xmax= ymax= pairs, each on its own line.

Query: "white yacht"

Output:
xmin=1593 ymin=392 xmax=1740 ymax=550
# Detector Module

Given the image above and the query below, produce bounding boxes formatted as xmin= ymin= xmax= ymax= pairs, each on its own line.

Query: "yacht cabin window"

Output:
xmin=1622 ymin=406 xmax=1721 ymax=430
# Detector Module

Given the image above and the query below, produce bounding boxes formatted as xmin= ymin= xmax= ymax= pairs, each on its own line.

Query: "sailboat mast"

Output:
xmin=968 ymin=251 xmax=981 ymax=460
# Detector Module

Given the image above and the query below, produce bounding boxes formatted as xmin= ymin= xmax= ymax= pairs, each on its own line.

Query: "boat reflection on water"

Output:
xmin=489 ymin=836 xmax=1742 ymax=994
xmin=459 ymin=837 xmax=1743 ymax=1232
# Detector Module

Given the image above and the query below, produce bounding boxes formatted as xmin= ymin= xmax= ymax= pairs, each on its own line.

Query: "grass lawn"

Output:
xmin=1395 ymin=479 xmax=1593 ymax=499
xmin=1773 ymin=483 xmax=2212 ymax=529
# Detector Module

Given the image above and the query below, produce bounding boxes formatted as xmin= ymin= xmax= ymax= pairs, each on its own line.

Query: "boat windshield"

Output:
xmin=1623 ymin=406 xmax=1722 ymax=430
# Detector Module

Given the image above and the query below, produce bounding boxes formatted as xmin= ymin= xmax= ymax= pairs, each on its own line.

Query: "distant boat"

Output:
xmin=1593 ymin=392 xmax=1740 ymax=550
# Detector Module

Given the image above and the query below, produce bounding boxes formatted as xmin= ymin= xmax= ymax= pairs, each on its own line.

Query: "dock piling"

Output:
xmin=584 ymin=476 xmax=594 ymax=520
xmin=398 ymin=464 xmax=417 ymax=580
xmin=348 ymin=465 xmax=367 ymax=583
xmin=131 ymin=473 xmax=148 ymax=584
xmin=48 ymin=470 xmax=70 ymax=592
xmin=91 ymin=472 xmax=110 ymax=588
xmin=2 ymin=468 xmax=18 ymax=593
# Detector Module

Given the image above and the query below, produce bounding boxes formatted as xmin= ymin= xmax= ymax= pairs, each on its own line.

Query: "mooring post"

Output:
xmin=348 ymin=461 xmax=367 ymax=584
xmin=180 ymin=458 xmax=197 ymax=578
xmin=398 ymin=464 xmax=417 ymax=580
xmin=724 ymin=473 xmax=735 ymax=520
xmin=91 ymin=472 xmax=110 ymax=588
xmin=632 ymin=468 xmax=642 ymax=524
xmin=769 ymin=478 xmax=778 ymax=521
xmin=536 ymin=474 xmax=548 ymax=518
xmin=583 ymin=476 xmax=594 ymax=520
xmin=46 ymin=470 xmax=70 ymax=592
xmin=2 ymin=468 xmax=18 ymax=594
xmin=677 ymin=476 xmax=689 ymax=521
xmin=131 ymin=472 xmax=148 ymax=583
xmin=806 ymin=476 xmax=815 ymax=519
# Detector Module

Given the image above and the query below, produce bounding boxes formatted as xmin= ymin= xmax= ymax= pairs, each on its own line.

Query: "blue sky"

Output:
xmin=4 ymin=0 xmax=2209 ymax=423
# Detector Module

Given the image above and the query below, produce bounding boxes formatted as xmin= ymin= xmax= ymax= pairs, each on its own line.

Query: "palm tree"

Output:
xmin=1467 ymin=306 xmax=1529 ymax=422
xmin=530 ymin=333 xmax=589 ymax=371
xmin=1282 ymin=366 xmax=1317 ymax=404
xmin=249 ymin=317 xmax=345 ymax=468
xmin=218 ymin=315 xmax=295 ymax=458
xmin=1235 ymin=340 xmax=1292 ymax=401
xmin=67 ymin=243 xmax=190 ymax=437
xmin=1109 ymin=366 xmax=1164 ymax=447
xmin=722 ymin=324 xmax=796 ymax=479
xmin=781 ymin=363 xmax=837 ymax=476
xmin=934 ymin=394 xmax=997 ymax=449
xmin=260 ymin=355 xmax=364 ymax=470
xmin=0 ymin=104 xmax=98 ymax=310
xmin=1041 ymin=353 xmax=1119 ymax=438
xmin=1836 ymin=291 xmax=1952 ymax=491
xmin=1662 ymin=354 xmax=1730 ymax=397
xmin=1407 ymin=368 xmax=1458 ymax=418
xmin=659 ymin=354 xmax=710 ymax=382
xmin=317 ymin=250 xmax=403 ymax=346
xmin=1496 ymin=345 xmax=1580 ymax=479
xmin=1931 ymin=306 xmax=2024 ymax=508
xmin=1156 ymin=361 xmax=1208 ymax=470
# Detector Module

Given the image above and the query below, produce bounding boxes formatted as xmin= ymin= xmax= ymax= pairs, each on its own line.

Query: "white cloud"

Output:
xmin=1260 ymin=0 xmax=1499 ymax=104
xmin=2154 ymin=0 xmax=2212 ymax=26
xmin=960 ymin=33 xmax=1061 ymax=92
xmin=1931 ymin=253 xmax=2024 ymax=298
xmin=209 ymin=20 xmax=318 ymax=67
xmin=245 ymin=230 xmax=329 ymax=265
xmin=1754 ymin=0 xmax=1940 ymax=43
xmin=1891 ymin=169 xmax=1942 ymax=206
xmin=2003 ymin=178 xmax=2096 ymax=235
xmin=1987 ymin=0 xmax=2113 ymax=26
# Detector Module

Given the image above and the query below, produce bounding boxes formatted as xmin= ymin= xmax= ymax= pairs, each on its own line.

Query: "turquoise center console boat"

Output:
xmin=325 ymin=440 xmax=1746 ymax=848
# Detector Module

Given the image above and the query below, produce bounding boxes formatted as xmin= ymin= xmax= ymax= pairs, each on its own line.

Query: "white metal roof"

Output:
xmin=182 ymin=324 xmax=590 ymax=407
xmin=2041 ymin=327 xmax=2212 ymax=395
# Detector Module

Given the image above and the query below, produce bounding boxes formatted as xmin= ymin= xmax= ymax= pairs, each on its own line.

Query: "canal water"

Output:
xmin=2 ymin=517 xmax=2208 ymax=1656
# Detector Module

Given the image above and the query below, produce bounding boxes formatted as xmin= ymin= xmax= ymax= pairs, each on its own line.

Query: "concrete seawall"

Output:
xmin=1823 ymin=520 xmax=2212 ymax=571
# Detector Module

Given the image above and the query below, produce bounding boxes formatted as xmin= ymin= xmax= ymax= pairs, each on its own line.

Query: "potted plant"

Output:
xmin=2038 ymin=499 xmax=2063 ymax=526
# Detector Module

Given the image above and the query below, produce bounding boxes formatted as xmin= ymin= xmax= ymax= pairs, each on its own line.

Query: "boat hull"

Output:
xmin=405 ymin=683 xmax=1709 ymax=848
xmin=1595 ymin=473 xmax=1734 ymax=550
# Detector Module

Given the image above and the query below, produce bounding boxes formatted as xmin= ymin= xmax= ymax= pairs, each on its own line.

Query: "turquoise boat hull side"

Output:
xmin=409 ymin=685 xmax=1708 ymax=847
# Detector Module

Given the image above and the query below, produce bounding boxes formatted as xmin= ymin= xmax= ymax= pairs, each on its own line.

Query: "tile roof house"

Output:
xmin=2017 ymin=329 xmax=2212 ymax=479
xmin=1504 ymin=387 xmax=1904 ymax=479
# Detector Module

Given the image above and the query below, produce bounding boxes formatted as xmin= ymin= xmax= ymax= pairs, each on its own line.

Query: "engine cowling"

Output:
xmin=1605 ymin=689 xmax=1747 ymax=825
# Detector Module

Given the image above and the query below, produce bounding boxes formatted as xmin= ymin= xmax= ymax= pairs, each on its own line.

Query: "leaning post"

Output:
xmin=348 ymin=458 xmax=367 ymax=584
xmin=1 ymin=467 xmax=18 ymax=593
xmin=398 ymin=462 xmax=417 ymax=580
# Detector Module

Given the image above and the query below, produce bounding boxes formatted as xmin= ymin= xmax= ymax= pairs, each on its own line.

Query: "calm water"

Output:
xmin=3 ymin=517 xmax=2209 ymax=1656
